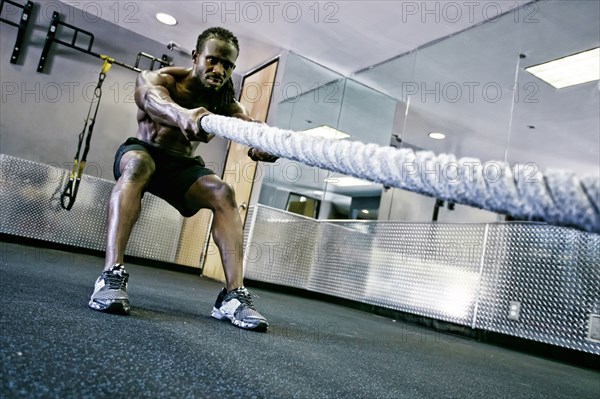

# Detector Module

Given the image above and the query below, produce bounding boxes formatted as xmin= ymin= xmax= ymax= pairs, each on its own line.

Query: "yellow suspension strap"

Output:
xmin=61 ymin=55 xmax=114 ymax=210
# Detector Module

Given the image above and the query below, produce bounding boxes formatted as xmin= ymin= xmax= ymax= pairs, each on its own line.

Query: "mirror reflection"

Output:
xmin=258 ymin=53 xmax=397 ymax=220
xmin=259 ymin=1 xmax=599 ymax=223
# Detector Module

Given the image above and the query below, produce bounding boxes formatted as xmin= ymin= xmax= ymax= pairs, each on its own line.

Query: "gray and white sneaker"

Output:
xmin=211 ymin=287 xmax=268 ymax=332
xmin=88 ymin=264 xmax=130 ymax=314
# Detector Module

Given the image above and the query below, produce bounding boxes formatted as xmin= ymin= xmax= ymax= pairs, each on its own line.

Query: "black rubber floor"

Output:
xmin=1 ymin=241 xmax=598 ymax=399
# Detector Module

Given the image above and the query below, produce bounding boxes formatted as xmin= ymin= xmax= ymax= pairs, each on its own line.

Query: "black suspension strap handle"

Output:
xmin=61 ymin=56 xmax=114 ymax=210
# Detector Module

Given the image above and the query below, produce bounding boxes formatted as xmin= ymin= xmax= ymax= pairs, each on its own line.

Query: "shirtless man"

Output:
xmin=88 ymin=27 xmax=276 ymax=332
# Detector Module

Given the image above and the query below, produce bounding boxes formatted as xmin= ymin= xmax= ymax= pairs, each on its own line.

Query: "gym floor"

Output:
xmin=1 ymin=240 xmax=598 ymax=399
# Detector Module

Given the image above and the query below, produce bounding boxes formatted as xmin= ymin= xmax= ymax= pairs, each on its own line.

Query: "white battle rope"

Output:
xmin=201 ymin=115 xmax=600 ymax=234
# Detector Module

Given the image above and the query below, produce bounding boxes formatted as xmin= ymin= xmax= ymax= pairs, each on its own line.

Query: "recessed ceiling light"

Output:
xmin=302 ymin=125 xmax=350 ymax=140
xmin=428 ymin=132 xmax=446 ymax=140
xmin=361 ymin=209 xmax=370 ymax=214
xmin=525 ymin=47 xmax=599 ymax=89
xmin=324 ymin=176 xmax=373 ymax=187
xmin=156 ymin=12 xmax=177 ymax=26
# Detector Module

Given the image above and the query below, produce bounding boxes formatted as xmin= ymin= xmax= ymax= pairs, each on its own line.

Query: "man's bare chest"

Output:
xmin=171 ymin=90 xmax=209 ymax=110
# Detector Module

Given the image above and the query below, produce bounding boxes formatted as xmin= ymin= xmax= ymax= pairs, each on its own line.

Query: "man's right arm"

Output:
xmin=134 ymin=70 xmax=212 ymax=142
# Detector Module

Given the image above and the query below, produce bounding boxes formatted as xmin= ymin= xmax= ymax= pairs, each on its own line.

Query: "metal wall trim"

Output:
xmin=471 ymin=223 xmax=489 ymax=328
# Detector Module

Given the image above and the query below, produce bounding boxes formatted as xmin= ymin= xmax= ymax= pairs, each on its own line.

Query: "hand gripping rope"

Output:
xmin=61 ymin=56 xmax=113 ymax=210
xmin=200 ymin=114 xmax=600 ymax=234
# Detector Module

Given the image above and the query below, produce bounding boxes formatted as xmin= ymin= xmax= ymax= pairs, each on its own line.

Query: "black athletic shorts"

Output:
xmin=113 ymin=137 xmax=216 ymax=217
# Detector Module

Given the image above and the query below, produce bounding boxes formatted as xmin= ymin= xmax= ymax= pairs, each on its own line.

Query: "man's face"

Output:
xmin=194 ymin=38 xmax=238 ymax=90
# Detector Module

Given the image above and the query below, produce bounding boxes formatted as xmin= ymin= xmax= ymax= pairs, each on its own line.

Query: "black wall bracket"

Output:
xmin=37 ymin=11 xmax=171 ymax=74
xmin=0 ymin=0 xmax=34 ymax=64
xmin=136 ymin=52 xmax=172 ymax=72
xmin=38 ymin=11 xmax=96 ymax=73
xmin=2 ymin=3 xmax=172 ymax=73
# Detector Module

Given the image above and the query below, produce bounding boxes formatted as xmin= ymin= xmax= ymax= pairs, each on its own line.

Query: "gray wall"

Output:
xmin=1 ymin=2 xmax=229 ymax=179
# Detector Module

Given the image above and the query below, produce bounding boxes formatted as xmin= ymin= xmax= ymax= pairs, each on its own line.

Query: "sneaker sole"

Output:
xmin=211 ymin=307 xmax=268 ymax=332
xmin=210 ymin=307 xmax=228 ymax=320
xmin=89 ymin=299 xmax=131 ymax=315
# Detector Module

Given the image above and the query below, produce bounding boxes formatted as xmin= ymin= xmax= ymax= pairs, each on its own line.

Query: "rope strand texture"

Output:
xmin=201 ymin=114 xmax=600 ymax=234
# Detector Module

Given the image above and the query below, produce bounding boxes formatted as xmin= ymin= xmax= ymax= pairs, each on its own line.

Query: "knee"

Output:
xmin=211 ymin=181 xmax=237 ymax=208
xmin=119 ymin=152 xmax=155 ymax=185
xmin=188 ymin=177 xmax=237 ymax=211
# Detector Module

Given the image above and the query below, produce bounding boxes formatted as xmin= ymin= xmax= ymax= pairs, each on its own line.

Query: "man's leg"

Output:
xmin=89 ymin=150 xmax=155 ymax=314
xmin=105 ymin=151 xmax=156 ymax=270
xmin=184 ymin=175 xmax=268 ymax=331
xmin=184 ymin=174 xmax=244 ymax=290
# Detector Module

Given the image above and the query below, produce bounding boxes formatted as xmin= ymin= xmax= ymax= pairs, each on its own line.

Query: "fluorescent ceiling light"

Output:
xmin=156 ymin=13 xmax=177 ymax=26
xmin=428 ymin=132 xmax=446 ymax=140
xmin=525 ymin=48 xmax=599 ymax=89
xmin=361 ymin=209 xmax=370 ymax=214
xmin=302 ymin=125 xmax=350 ymax=140
xmin=324 ymin=176 xmax=373 ymax=187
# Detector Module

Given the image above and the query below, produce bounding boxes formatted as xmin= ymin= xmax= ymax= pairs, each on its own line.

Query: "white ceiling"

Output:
xmin=60 ymin=0 xmax=600 ymax=184
xmin=60 ymin=1 xmax=530 ymax=76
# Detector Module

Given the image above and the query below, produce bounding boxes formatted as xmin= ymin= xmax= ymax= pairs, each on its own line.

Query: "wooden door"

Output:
xmin=202 ymin=59 xmax=279 ymax=282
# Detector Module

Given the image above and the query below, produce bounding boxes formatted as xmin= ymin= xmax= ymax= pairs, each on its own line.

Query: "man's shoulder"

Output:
xmin=154 ymin=66 xmax=191 ymax=77
xmin=142 ymin=67 xmax=190 ymax=83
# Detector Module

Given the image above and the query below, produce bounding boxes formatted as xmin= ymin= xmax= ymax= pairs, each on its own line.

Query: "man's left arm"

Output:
xmin=230 ymin=102 xmax=279 ymax=163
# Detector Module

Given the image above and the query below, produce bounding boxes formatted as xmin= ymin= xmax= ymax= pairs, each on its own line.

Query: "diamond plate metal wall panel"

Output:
xmin=243 ymin=206 xmax=316 ymax=289
xmin=126 ymin=193 xmax=183 ymax=263
xmin=243 ymin=206 xmax=254 ymax=245
xmin=246 ymin=205 xmax=600 ymax=353
xmin=360 ymin=223 xmax=486 ymax=326
xmin=306 ymin=222 xmax=374 ymax=302
xmin=1 ymin=154 xmax=184 ymax=264
xmin=1 ymin=155 xmax=81 ymax=244
xmin=305 ymin=222 xmax=486 ymax=325
xmin=246 ymin=207 xmax=486 ymax=325
xmin=476 ymin=223 xmax=600 ymax=354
